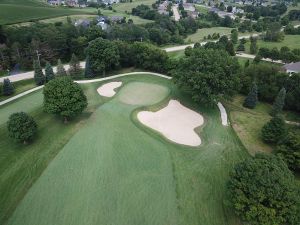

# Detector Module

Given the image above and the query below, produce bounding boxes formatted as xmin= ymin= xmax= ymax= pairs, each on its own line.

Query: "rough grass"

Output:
xmin=185 ymin=27 xmax=233 ymax=43
xmin=113 ymin=0 xmax=156 ymax=14
xmin=244 ymin=35 xmax=300 ymax=52
xmin=0 ymin=79 xmax=36 ymax=102
xmin=0 ymin=4 xmax=96 ymax=25
xmin=1 ymin=74 xmax=248 ymax=225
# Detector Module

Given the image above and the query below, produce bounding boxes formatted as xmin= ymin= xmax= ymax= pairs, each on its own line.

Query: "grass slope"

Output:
xmin=1 ymin=74 xmax=248 ymax=225
xmin=185 ymin=27 xmax=233 ymax=43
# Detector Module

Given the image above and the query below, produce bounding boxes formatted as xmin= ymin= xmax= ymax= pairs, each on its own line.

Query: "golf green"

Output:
xmin=5 ymin=75 xmax=248 ymax=225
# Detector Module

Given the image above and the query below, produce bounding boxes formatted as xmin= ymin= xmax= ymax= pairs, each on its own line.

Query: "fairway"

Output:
xmin=2 ymin=74 xmax=248 ymax=225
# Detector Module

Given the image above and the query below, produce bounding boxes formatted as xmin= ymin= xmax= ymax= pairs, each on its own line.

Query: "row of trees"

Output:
xmin=258 ymin=46 xmax=300 ymax=63
xmin=7 ymin=76 xmax=88 ymax=144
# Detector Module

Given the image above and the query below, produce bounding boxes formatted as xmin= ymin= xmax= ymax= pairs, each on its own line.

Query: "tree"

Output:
xmin=2 ymin=78 xmax=14 ymax=96
xmin=7 ymin=112 xmax=37 ymax=144
xmin=173 ymin=48 xmax=240 ymax=105
xmin=45 ymin=62 xmax=55 ymax=82
xmin=86 ymin=38 xmax=120 ymax=76
xmin=43 ymin=77 xmax=87 ymax=123
xmin=230 ymin=29 xmax=238 ymax=44
xmin=276 ymin=131 xmax=300 ymax=171
xmin=243 ymin=82 xmax=258 ymax=109
xmin=228 ymin=154 xmax=300 ymax=225
xmin=250 ymin=36 xmax=257 ymax=54
xmin=56 ymin=59 xmax=67 ymax=76
xmin=68 ymin=54 xmax=82 ymax=79
xmin=237 ymin=43 xmax=245 ymax=52
xmin=261 ymin=116 xmax=286 ymax=143
xmin=84 ymin=55 xmax=94 ymax=78
xmin=33 ymin=60 xmax=45 ymax=85
xmin=244 ymin=59 xmax=250 ymax=68
xmin=270 ymin=87 xmax=286 ymax=116
xmin=225 ymin=41 xmax=235 ymax=56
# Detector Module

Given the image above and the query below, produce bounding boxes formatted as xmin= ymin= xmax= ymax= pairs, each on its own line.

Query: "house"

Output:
xmin=102 ymin=0 xmax=120 ymax=5
xmin=74 ymin=19 xmax=90 ymax=28
xmin=110 ymin=16 xmax=124 ymax=23
xmin=97 ymin=21 xmax=108 ymax=30
xmin=48 ymin=0 xmax=62 ymax=5
xmin=187 ymin=11 xmax=199 ymax=18
xmin=282 ymin=62 xmax=300 ymax=74
xmin=183 ymin=3 xmax=196 ymax=12
xmin=157 ymin=1 xmax=169 ymax=15
xmin=96 ymin=16 xmax=109 ymax=23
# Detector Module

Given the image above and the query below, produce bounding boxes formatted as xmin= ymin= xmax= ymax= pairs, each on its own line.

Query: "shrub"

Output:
xmin=33 ymin=60 xmax=45 ymax=85
xmin=7 ymin=112 xmax=37 ymax=144
xmin=243 ymin=82 xmax=258 ymax=109
xmin=2 ymin=78 xmax=14 ymax=96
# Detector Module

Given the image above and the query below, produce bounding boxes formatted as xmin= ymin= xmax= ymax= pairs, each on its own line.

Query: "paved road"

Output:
xmin=172 ymin=5 xmax=180 ymax=21
xmin=235 ymin=52 xmax=284 ymax=64
xmin=0 ymin=62 xmax=86 ymax=83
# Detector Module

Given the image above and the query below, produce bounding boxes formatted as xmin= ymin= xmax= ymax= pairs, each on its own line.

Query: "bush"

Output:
xmin=7 ymin=112 xmax=37 ymax=144
xmin=228 ymin=154 xmax=300 ymax=225
xmin=243 ymin=82 xmax=258 ymax=109
xmin=2 ymin=78 xmax=14 ymax=96
xmin=261 ymin=116 xmax=286 ymax=143
xmin=43 ymin=76 xmax=87 ymax=122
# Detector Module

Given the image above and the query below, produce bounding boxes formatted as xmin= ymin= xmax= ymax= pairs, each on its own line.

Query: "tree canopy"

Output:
xmin=43 ymin=76 xmax=87 ymax=122
xmin=172 ymin=47 xmax=240 ymax=105
xmin=228 ymin=153 xmax=300 ymax=225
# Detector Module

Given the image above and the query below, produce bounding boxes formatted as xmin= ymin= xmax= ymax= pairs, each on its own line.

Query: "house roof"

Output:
xmin=283 ymin=62 xmax=300 ymax=72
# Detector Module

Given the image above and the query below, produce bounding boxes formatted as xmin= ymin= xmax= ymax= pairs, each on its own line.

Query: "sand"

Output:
xmin=217 ymin=102 xmax=228 ymax=126
xmin=97 ymin=82 xmax=122 ymax=97
xmin=137 ymin=100 xmax=204 ymax=146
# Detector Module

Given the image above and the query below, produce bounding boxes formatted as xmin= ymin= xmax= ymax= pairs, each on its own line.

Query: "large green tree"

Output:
xmin=261 ymin=116 xmax=286 ymax=143
xmin=43 ymin=77 xmax=87 ymax=123
xmin=84 ymin=55 xmax=94 ymax=78
xmin=7 ymin=112 xmax=37 ymax=144
xmin=45 ymin=62 xmax=55 ymax=82
xmin=276 ymin=131 xmax=300 ymax=171
xmin=86 ymin=38 xmax=120 ymax=76
xmin=173 ymin=47 xmax=240 ymax=105
xmin=68 ymin=53 xmax=82 ymax=79
xmin=33 ymin=60 xmax=45 ymax=85
xmin=243 ymin=82 xmax=258 ymax=109
xmin=228 ymin=154 xmax=299 ymax=225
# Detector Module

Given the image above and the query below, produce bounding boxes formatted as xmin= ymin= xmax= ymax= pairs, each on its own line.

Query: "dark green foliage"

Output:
xmin=43 ymin=76 xmax=87 ymax=122
xmin=261 ymin=116 xmax=286 ymax=143
xmin=228 ymin=153 xmax=299 ymax=225
xmin=230 ymin=29 xmax=238 ymax=44
xmin=237 ymin=43 xmax=245 ymax=52
xmin=7 ymin=112 xmax=37 ymax=144
xmin=2 ymin=78 xmax=14 ymax=96
xmin=173 ymin=47 xmax=240 ymax=105
xmin=244 ymin=59 xmax=250 ymax=68
xmin=270 ymin=87 xmax=286 ymax=116
xmin=250 ymin=36 xmax=257 ymax=54
xmin=225 ymin=41 xmax=235 ymax=56
xmin=68 ymin=54 xmax=82 ymax=79
xmin=45 ymin=62 xmax=55 ymax=83
xmin=86 ymin=38 xmax=120 ymax=76
xmin=276 ymin=131 xmax=300 ymax=171
xmin=84 ymin=55 xmax=94 ymax=78
xmin=285 ymin=73 xmax=300 ymax=112
xmin=56 ymin=59 xmax=67 ymax=76
xmin=33 ymin=60 xmax=45 ymax=85
xmin=243 ymin=82 xmax=258 ymax=109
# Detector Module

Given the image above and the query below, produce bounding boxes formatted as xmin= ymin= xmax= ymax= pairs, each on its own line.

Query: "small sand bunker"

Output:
xmin=217 ymin=102 xmax=228 ymax=126
xmin=138 ymin=100 xmax=204 ymax=146
xmin=97 ymin=82 xmax=122 ymax=97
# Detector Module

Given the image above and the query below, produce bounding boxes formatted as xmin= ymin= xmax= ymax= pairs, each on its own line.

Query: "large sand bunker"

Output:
xmin=97 ymin=82 xmax=122 ymax=97
xmin=137 ymin=100 xmax=204 ymax=146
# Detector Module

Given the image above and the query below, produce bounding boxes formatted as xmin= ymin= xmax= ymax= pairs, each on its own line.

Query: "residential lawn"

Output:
xmin=0 ymin=79 xmax=36 ymax=102
xmin=1 ymin=74 xmax=248 ymax=225
xmin=185 ymin=27 xmax=233 ymax=43
xmin=113 ymin=0 xmax=156 ymax=14
xmin=0 ymin=3 xmax=96 ymax=25
xmin=244 ymin=35 xmax=300 ymax=52
xmin=195 ymin=5 xmax=209 ymax=15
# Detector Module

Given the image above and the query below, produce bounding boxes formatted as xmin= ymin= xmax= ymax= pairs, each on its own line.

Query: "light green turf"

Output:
xmin=245 ymin=35 xmax=300 ymax=52
xmin=113 ymin=0 xmax=156 ymax=13
xmin=0 ymin=89 xmax=43 ymax=125
xmin=3 ymin=74 xmax=248 ymax=225
xmin=185 ymin=27 xmax=233 ymax=43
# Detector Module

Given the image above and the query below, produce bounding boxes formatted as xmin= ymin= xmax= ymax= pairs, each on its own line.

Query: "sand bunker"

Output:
xmin=97 ymin=82 xmax=122 ymax=97
xmin=217 ymin=102 xmax=228 ymax=126
xmin=137 ymin=100 xmax=204 ymax=146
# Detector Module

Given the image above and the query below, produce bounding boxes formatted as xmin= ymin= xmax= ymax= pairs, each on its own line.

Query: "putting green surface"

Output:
xmin=3 ymin=74 xmax=248 ymax=225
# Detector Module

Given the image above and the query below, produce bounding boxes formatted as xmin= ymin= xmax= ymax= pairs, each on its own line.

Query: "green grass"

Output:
xmin=185 ymin=27 xmax=233 ymax=43
xmin=1 ymin=74 xmax=248 ymax=225
xmin=0 ymin=79 xmax=36 ymax=102
xmin=0 ymin=3 xmax=96 ymax=25
xmin=244 ymin=35 xmax=300 ymax=52
xmin=195 ymin=4 xmax=209 ymax=15
xmin=113 ymin=0 xmax=155 ymax=14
